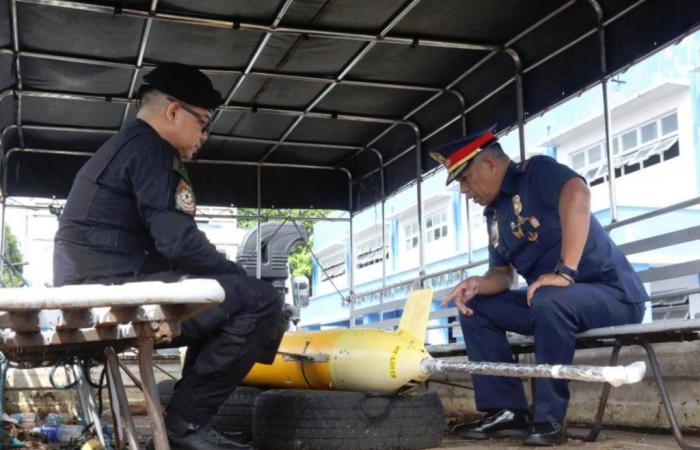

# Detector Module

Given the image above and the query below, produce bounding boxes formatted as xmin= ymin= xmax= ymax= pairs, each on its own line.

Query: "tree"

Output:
xmin=237 ymin=209 xmax=328 ymax=280
xmin=2 ymin=224 xmax=25 ymax=287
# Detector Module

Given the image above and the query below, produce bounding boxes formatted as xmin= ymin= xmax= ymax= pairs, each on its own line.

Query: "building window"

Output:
xmin=661 ymin=112 xmax=678 ymax=135
xmin=356 ymin=237 xmax=388 ymax=269
xmin=570 ymin=110 xmax=680 ymax=185
xmin=404 ymin=222 xmax=418 ymax=250
xmin=320 ymin=253 xmax=345 ymax=281
xmin=425 ymin=210 xmax=448 ymax=243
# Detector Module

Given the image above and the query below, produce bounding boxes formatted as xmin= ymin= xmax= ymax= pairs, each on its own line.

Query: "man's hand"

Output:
xmin=526 ymin=273 xmax=572 ymax=305
xmin=441 ymin=276 xmax=481 ymax=316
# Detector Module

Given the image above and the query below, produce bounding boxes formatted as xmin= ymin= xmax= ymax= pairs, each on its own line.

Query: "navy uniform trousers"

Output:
xmin=459 ymin=283 xmax=644 ymax=423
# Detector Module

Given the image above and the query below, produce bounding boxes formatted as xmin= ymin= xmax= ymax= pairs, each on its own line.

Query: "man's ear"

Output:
xmin=164 ymin=101 xmax=179 ymax=123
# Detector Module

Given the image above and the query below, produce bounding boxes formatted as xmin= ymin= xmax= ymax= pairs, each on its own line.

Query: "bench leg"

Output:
xmin=105 ymin=347 xmax=141 ymax=450
xmin=136 ymin=326 xmax=170 ymax=450
xmin=584 ymin=344 xmax=621 ymax=442
xmin=642 ymin=343 xmax=700 ymax=450
xmin=74 ymin=363 xmax=107 ymax=447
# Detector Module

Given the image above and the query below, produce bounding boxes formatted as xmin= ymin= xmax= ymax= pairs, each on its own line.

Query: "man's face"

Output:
xmin=457 ymin=154 xmax=501 ymax=206
xmin=168 ymin=99 xmax=212 ymax=160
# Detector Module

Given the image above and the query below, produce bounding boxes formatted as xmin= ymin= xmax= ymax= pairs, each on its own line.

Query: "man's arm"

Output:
xmin=527 ymin=177 xmax=591 ymax=303
xmin=559 ymin=177 xmax=591 ymax=270
xmin=442 ymin=265 xmax=514 ymax=315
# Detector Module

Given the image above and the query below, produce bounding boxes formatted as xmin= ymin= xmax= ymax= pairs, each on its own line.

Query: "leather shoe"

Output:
xmin=453 ymin=409 xmax=530 ymax=440
xmin=523 ymin=421 xmax=568 ymax=446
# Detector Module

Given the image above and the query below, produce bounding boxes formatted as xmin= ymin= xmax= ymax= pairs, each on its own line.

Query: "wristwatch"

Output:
xmin=554 ymin=259 xmax=578 ymax=284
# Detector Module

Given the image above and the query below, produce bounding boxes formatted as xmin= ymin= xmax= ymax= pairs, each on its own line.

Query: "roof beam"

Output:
xmin=16 ymin=0 xmax=499 ymax=52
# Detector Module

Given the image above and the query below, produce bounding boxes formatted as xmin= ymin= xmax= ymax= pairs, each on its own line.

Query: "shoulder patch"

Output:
xmin=175 ymin=179 xmax=197 ymax=216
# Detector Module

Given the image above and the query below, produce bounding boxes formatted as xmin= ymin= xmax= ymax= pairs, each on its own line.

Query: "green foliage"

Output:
xmin=237 ymin=209 xmax=328 ymax=279
xmin=2 ymin=224 xmax=24 ymax=287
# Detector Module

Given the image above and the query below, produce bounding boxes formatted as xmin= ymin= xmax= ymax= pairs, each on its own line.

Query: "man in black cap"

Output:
xmin=53 ymin=63 xmax=281 ymax=450
xmin=432 ymin=128 xmax=647 ymax=446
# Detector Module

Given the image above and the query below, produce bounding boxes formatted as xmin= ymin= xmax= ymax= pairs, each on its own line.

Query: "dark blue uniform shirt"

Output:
xmin=53 ymin=119 xmax=244 ymax=286
xmin=484 ymin=156 xmax=648 ymax=304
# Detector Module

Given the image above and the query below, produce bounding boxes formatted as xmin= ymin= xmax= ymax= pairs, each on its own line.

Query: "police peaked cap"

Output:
xmin=429 ymin=125 xmax=498 ymax=185
xmin=142 ymin=63 xmax=222 ymax=110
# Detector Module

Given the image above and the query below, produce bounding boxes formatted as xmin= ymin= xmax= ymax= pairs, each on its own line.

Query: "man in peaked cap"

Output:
xmin=433 ymin=128 xmax=647 ymax=446
xmin=53 ymin=63 xmax=282 ymax=450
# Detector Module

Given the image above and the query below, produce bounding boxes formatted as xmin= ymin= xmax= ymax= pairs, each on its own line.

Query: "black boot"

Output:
xmin=453 ymin=409 xmax=530 ymax=440
xmin=523 ymin=421 xmax=568 ymax=446
xmin=146 ymin=409 xmax=252 ymax=450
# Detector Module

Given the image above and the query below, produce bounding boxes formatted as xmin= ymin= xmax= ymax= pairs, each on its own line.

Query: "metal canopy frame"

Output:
xmin=0 ymin=0 xmax=697 ymax=292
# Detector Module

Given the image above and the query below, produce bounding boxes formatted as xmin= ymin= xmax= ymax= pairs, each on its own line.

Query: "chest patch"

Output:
xmin=489 ymin=213 xmax=500 ymax=248
xmin=510 ymin=194 xmax=540 ymax=242
xmin=175 ymin=179 xmax=196 ymax=216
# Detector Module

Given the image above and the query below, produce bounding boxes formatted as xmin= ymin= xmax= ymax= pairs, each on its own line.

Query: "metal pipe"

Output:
xmin=10 ymin=0 xmax=24 ymax=149
xmin=136 ymin=328 xmax=170 ymax=450
xmin=356 ymin=0 xmax=645 ymax=176
xmin=368 ymin=148 xmax=387 ymax=302
xmin=465 ymin=197 xmax=473 ymax=263
xmin=503 ymin=48 xmax=526 ymax=162
xmin=119 ymin=0 xmax=158 ymax=128
xmin=256 ymin=164 xmax=262 ymax=279
xmin=587 ymin=0 xmax=620 ymax=223
xmin=412 ymin=123 xmax=426 ymax=281
xmin=17 ymin=0 xmax=498 ymax=52
xmin=605 ymin=195 xmax=700 ymax=231
xmin=18 ymin=50 xmax=442 ymax=94
xmin=5 ymin=147 xmax=344 ymax=173
xmin=208 ymin=0 xmax=294 ymax=133
xmin=2 ymin=124 xmax=366 ymax=153
xmin=104 ymin=347 xmax=141 ymax=450
xmin=258 ymin=0 xmax=423 ymax=163
xmin=421 ymin=358 xmax=646 ymax=387
xmin=362 ymin=0 xmax=578 ymax=152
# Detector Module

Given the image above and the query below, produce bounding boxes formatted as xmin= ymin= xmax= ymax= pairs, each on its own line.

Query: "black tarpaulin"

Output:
xmin=0 ymin=0 xmax=698 ymax=212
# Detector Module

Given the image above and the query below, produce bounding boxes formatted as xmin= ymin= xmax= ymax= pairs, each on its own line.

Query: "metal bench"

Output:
xmin=0 ymin=279 xmax=225 ymax=450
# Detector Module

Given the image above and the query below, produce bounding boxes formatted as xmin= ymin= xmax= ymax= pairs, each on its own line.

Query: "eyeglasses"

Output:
xmin=167 ymin=96 xmax=213 ymax=133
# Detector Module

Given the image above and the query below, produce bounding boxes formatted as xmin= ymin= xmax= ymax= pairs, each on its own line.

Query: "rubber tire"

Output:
xmin=157 ymin=379 xmax=177 ymax=407
xmin=209 ymin=386 xmax=263 ymax=442
xmin=252 ymin=389 xmax=444 ymax=450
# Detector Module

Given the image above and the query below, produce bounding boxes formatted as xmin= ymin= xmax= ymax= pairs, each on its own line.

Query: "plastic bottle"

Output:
xmin=31 ymin=423 xmax=83 ymax=443
xmin=31 ymin=424 xmax=60 ymax=442
xmin=57 ymin=424 xmax=84 ymax=443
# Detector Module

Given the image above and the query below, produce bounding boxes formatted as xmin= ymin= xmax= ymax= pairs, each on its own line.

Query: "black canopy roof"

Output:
xmin=1 ymin=0 xmax=698 ymax=212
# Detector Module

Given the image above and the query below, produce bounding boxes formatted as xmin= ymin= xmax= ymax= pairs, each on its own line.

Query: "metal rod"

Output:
xmin=18 ymin=90 xmax=407 ymax=126
xmin=120 ymin=0 xmax=158 ymax=128
xmin=362 ymin=0 xmax=577 ymax=153
xmin=414 ymin=125 xmax=426 ymax=281
xmin=585 ymin=344 xmax=621 ymax=442
xmin=2 ymin=124 xmax=365 ymax=153
xmin=10 ymin=0 xmax=24 ymax=149
xmin=136 ymin=327 xmax=170 ymax=450
xmin=505 ymin=48 xmax=526 ymax=162
xmin=258 ymin=0 xmax=422 ymax=163
xmin=18 ymin=50 xmax=442 ymax=94
xmin=106 ymin=374 xmax=123 ymax=450
xmin=74 ymin=363 xmax=107 ymax=447
xmin=600 ymin=63 xmax=619 ymax=223
xmin=421 ymin=358 xmax=646 ymax=386
xmin=465 ymin=197 xmax=473 ymax=263
xmin=5 ymin=147 xmax=342 ymax=173
xmin=605 ymin=195 xmax=700 ymax=230
xmin=642 ymin=343 xmax=700 ymax=450
xmin=17 ymin=0 xmax=498 ymax=52
xmin=356 ymin=0 xmax=647 ymax=175
xmin=209 ymin=0 xmax=294 ymax=133
xmin=256 ymin=164 xmax=262 ymax=279
xmin=116 ymin=360 xmax=144 ymax=391
xmin=105 ymin=347 xmax=141 ymax=450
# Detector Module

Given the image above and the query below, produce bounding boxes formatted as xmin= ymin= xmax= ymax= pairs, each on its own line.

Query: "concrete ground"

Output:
xmin=432 ymin=427 xmax=700 ymax=450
